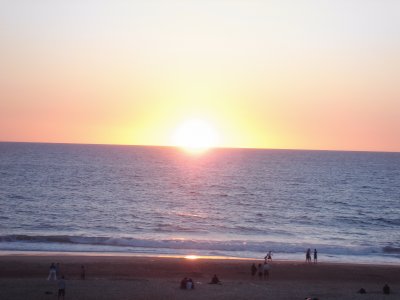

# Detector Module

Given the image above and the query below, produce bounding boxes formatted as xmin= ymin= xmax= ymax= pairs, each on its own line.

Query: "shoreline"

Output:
xmin=1 ymin=253 xmax=399 ymax=299
xmin=1 ymin=249 xmax=399 ymax=266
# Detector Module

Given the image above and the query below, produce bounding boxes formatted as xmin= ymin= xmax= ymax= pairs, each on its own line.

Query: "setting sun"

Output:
xmin=171 ymin=119 xmax=219 ymax=152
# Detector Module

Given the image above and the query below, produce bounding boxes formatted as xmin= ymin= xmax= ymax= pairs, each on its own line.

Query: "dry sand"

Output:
xmin=0 ymin=253 xmax=399 ymax=300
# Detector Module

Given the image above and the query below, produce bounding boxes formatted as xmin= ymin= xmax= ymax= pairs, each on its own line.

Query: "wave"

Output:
xmin=383 ymin=246 xmax=400 ymax=254
xmin=0 ymin=234 xmax=391 ymax=257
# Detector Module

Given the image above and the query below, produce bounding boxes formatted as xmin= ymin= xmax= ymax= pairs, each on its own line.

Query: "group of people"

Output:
xmin=263 ymin=249 xmax=318 ymax=264
xmin=180 ymin=274 xmax=222 ymax=290
xmin=47 ymin=263 xmax=86 ymax=299
xmin=358 ymin=284 xmax=391 ymax=295
xmin=306 ymin=248 xmax=317 ymax=263
xmin=250 ymin=248 xmax=320 ymax=281
xmin=180 ymin=277 xmax=195 ymax=289
xmin=183 ymin=249 xmax=320 ymax=290
xmin=251 ymin=262 xmax=271 ymax=279
xmin=248 ymin=251 xmax=273 ymax=280
xmin=47 ymin=257 xmax=393 ymax=297
xmin=47 ymin=263 xmax=65 ymax=300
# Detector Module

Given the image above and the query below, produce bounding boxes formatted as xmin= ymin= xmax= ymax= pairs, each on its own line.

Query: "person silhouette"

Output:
xmin=57 ymin=276 xmax=66 ymax=300
xmin=47 ymin=263 xmax=57 ymax=280
xmin=251 ymin=263 xmax=257 ymax=277
xmin=180 ymin=277 xmax=188 ymax=289
xmin=80 ymin=265 xmax=85 ymax=280
xmin=383 ymin=283 xmax=390 ymax=294
xmin=306 ymin=248 xmax=311 ymax=263
xmin=257 ymin=263 xmax=263 ymax=279
xmin=186 ymin=278 xmax=195 ymax=289
xmin=263 ymin=262 xmax=270 ymax=280
xmin=209 ymin=274 xmax=221 ymax=284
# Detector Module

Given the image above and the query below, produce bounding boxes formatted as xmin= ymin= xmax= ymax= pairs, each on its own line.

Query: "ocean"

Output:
xmin=0 ymin=142 xmax=399 ymax=264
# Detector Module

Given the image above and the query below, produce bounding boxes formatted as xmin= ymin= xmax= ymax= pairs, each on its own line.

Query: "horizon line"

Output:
xmin=0 ymin=140 xmax=399 ymax=154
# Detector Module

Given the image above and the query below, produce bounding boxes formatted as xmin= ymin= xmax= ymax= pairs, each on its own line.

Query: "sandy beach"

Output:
xmin=0 ymin=253 xmax=399 ymax=300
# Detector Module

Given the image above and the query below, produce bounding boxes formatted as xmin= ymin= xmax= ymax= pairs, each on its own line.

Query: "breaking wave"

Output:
xmin=0 ymin=234 xmax=391 ymax=258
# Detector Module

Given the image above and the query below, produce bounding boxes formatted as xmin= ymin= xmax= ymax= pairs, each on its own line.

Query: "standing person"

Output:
xmin=263 ymin=262 xmax=270 ymax=280
xmin=306 ymin=248 xmax=311 ymax=263
xmin=80 ymin=265 xmax=85 ymax=280
xmin=47 ymin=263 xmax=57 ymax=280
xmin=313 ymin=249 xmax=318 ymax=263
xmin=383 ymin=283 xmax=390 ymax=294
xmin=251 ymin=263 xmax=257 ymax=277
xmin=55 ymin=263 xmax=60 ymax=279
xmin=57 ymin=276 xmax=66 ymax=300
xmin=257 ymin=263 xmax=263 ymax=279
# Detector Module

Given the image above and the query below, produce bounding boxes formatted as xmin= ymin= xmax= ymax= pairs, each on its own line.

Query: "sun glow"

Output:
xmin=184 ymin=255 xmax=199 ymax=260
xmin=172 ymin=119 xmax=219 ymax=153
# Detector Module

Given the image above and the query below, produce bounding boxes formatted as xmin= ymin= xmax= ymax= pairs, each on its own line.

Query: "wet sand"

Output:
xmin=0 ymin=253 xmax=399 ymax=300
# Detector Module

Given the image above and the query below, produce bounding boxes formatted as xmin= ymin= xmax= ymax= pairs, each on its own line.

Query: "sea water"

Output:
xmin=0 ymin=142 xmax=399 ymax=264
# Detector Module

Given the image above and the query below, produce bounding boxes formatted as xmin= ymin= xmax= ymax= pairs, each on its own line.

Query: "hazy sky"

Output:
xmin=1 ymin=0 xmax=399 ymax=152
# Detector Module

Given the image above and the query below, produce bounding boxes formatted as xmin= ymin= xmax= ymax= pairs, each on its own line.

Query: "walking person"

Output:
xmin=313 ymin=249 xmax=318 ymax=263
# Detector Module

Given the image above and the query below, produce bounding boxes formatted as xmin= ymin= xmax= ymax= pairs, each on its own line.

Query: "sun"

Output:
xmin=172 ymin=119 xmax=219 ymax=153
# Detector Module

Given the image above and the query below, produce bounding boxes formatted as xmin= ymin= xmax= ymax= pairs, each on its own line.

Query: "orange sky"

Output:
xmin=1 ymin=1 xmax=399 ymax=152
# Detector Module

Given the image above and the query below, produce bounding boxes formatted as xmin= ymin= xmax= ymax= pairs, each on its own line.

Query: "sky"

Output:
xmin=1 ymin=0 xmax=399 ymax=152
